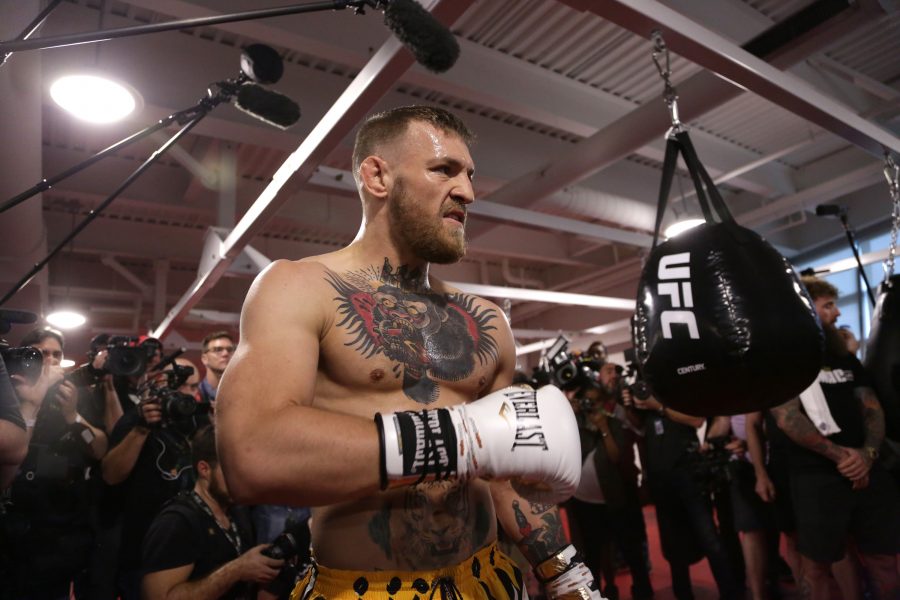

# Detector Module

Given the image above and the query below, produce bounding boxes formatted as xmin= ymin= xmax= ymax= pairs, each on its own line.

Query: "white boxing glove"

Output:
xmin=375 ymin=385 xmax=581 ymax=504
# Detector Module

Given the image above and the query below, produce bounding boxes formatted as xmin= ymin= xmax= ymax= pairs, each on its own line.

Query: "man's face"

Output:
xmin=178 ymin=367 xmax=200 ymax=396
xmin=385 ymin=122 xmax=475 ymax=265
xmin=201 ymin=337 xmax=235 ymax=375
xmin=597 ymin=362 xmax=621 ymax=394
xmin=205 ymin=462 xmax=233 ymax=508
xmin=31 ymin=337 xmax=63 ymax=367
xmin=813 ymin=295 xmax=840 ymax=328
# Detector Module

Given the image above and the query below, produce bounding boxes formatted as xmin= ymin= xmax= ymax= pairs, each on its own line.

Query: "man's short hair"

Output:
xmin=801 ymin=276 xmax=839 ymax=301
xmin=202 ymin=331 xmax=234 ymax=351
xmin=191 ymin=425 xmax=217 ymax=470
xmin=19 ymin=327 xmax=65 ymax=350
xmin=352 ymin=105 xmax=475 ymax=184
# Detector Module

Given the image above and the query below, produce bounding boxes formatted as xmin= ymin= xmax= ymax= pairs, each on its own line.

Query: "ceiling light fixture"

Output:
xmin=46 ymin=310 xmax=86 ymax=329
xmin=60 ymin=359 xmax=75 ymax=368
xmin=50 ymin=74 xmax=138 ymax=123
xmin=664 ymin=218 xmax=705 ymax=239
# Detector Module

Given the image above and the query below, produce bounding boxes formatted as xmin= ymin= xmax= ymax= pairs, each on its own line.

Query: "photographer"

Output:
xmin=142 ymin=425 xmax=283 ymax=600
xmin=567 ymin=359 xmax=653 ymax=600
xmin=634 ymin=393 xmax=740 ymax=600
xmin=101 ymin=356 xmax=210 ymax=600
xmin=1 ymin=327 xmax=109 ymax=599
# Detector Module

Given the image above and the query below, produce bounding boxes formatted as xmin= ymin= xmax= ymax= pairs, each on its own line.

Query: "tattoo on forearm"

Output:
xmin=772 ymin=400 xmax=841 ymax=461
xmin=327 ymin=259 xmax=500 ymax=405
xmin=857 ymin=388 xmax=885 ymax=448
xmin=512 ymin=500 xmax=567 ymax=565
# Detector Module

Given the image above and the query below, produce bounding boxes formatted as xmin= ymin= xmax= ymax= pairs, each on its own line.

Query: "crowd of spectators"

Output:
xmin=1 ymin=272 xmax=898 ymax=600
xmin=0 ymin=329 xmax=312 ymax=600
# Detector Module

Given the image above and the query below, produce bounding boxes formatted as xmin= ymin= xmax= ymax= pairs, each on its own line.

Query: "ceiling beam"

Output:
xmin=563 ymin=0 xmax=899 ymax=157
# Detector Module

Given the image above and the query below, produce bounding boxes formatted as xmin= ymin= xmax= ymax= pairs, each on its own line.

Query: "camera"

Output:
xmin=686 ymin=435 xmax=734 ymax=495
xmin=620 ymin=348 xmax=651 ymax=402
xmin=0 ymin=344 xmax=43 ymax=385
xmin=145 ymin=363 xmax=209 ymax=424
xmin=261 ymin=518 xmax=311 ymax=598
xmin=67 ymin=334 xmax=161 ymax=387
xmin=537 ymin=335 xmax=603 ymax=392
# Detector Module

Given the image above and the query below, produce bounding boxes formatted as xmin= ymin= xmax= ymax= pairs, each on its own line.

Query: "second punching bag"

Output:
xmin=632 ymin=131 xmax=823 ymax=416
xmin=863 ymin=276 xmax=900 ymax=442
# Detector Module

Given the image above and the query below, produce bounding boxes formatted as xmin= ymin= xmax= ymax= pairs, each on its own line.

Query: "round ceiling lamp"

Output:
xmin=46 ymin=310 xmax=86 ymax=329
xmin=50 ymin=74 xmax=138 ymax=124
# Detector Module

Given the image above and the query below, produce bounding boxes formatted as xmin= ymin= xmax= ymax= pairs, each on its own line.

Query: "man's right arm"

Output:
xmin=745 ymin=411 xmax=775 ymax=502
xmin=101 ymin=407 xmax=156 ymax=485
xmin=141 ymin=545 xmax=281 ymax=600
xmin=770 ymin=397 xmax=846 ymax=463
xmin=217 ymin=260 xmax=382 ymax=507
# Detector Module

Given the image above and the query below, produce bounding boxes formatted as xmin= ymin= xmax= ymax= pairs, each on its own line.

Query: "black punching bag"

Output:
xmin=863 ymin=276 xmax=900 ymax=441
xmin=632 ymin=131 xmax=823 ymax=416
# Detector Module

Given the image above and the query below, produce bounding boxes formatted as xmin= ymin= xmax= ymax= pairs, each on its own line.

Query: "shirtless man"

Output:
xmin=216 ymin=106 xmax=601 ymax=600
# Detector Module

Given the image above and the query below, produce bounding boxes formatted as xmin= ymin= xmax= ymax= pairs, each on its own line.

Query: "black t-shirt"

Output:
xmin=109 ymin=411 xmax=208 ymax=569
xmin=643 ymin=413 xmax=699 ymax=476
xmin=142 ymin=493 xmax=254 ymax=600
xmin=787 ymin=351 xmax=871 ymax=470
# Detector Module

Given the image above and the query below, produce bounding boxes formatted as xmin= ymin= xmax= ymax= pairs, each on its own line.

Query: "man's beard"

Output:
xmin=823 ymin=322 xmax=850 ymax=358
xmin=388 ymin=178 xmax=466 ymax=264
xmin=208 ymin=475 xmax=232 ymax=509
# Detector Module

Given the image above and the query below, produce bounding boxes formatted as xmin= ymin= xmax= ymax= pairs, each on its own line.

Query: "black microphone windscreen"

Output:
xmin=235 ymin=84 xmax=300 ymax=130
xmin=240 ymin=44 xmax=284 ymax=85
xmin=384 ymin=0 xmax=460 ymax=73
xmin=815 ymin=204 xmax=844 ymax=217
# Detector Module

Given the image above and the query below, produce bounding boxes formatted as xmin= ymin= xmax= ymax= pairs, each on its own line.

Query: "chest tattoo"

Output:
xmin=327 ymin=259 xmax=500 ymax=404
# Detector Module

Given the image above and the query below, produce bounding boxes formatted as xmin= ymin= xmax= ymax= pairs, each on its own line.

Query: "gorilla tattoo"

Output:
xmin=327 ymin=259 xmax=500 ymax=404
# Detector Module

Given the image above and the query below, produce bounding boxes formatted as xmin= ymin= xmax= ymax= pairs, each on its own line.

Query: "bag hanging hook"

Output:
xmin=883 ymin=151 xmax=900 ymax=281
xmin=651 ymin=30 xmax=686 ymax=138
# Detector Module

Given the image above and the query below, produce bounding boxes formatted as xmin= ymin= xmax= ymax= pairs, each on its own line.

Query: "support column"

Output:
xmin=0 ymin=1 xmax=48 ymax=320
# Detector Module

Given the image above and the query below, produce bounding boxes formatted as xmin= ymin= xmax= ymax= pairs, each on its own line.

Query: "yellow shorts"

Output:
xmin=290 ymin=543 xmax=528 ymax=600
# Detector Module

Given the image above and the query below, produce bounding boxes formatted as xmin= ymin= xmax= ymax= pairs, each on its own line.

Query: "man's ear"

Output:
xmin=358 ymin=156 xmax=391 ymax=199
xmin=197 ymin=460 xmax=211 ymax=479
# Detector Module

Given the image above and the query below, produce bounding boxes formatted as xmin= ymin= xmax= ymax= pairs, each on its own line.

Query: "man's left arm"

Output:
xmin=834 ymin=386 xmax=885 ymax=484
xmin=857 ymin=386 xmax=885 ymax=453
xmin=492 ymin=481 xmax=601 ymax=599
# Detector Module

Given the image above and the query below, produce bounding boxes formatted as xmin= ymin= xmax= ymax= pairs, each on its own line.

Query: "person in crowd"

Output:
xmin=198 ymin=331 xmax=236 ymax=410
xmin=141 ymin=425 xmax=283 ymax=599
xmin=567 ymin=356 xmax=653 ymax=600
xmin=1 ymin=327 xmax=108 ymax=599
xmin=101 ymin=355 xmax=209 ymax=599
xmin=635 ymin=393 xmax=740 ymax=600
xmin=0 ymin=354 xmax=27 ymax=489
xmin=216 ymin=105 xmax=602 ymax=600
xmin=771 ymin=276 xmax=900 ymax=600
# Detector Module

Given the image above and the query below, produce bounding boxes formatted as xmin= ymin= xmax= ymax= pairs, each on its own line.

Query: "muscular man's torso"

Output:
xmin=303 ymin=254 xmax=509 ymax=570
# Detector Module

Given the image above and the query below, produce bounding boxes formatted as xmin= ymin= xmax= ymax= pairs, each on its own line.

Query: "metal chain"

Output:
xmin=651 ymin=30 xmax=685 ymax=137
xmin=884 ymin=153 xmax=900 ymax=280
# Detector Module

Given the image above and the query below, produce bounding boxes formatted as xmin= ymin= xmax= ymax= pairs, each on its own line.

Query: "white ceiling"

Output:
xmin=1 ymin=0 xmax=899 ymax=363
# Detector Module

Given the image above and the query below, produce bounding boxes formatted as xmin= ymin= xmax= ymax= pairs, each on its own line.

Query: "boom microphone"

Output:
xmin=815 ymin=203 xmax=847 ymax=217
xmin=235 ymin=83 xmax=301 ymax=129
xmin=383 ymin=0 xmax=460 ymax=73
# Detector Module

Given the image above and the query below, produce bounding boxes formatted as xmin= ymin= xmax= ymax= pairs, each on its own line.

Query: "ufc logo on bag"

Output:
xmin=658 ymin=252 xmax=700 ymax=340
